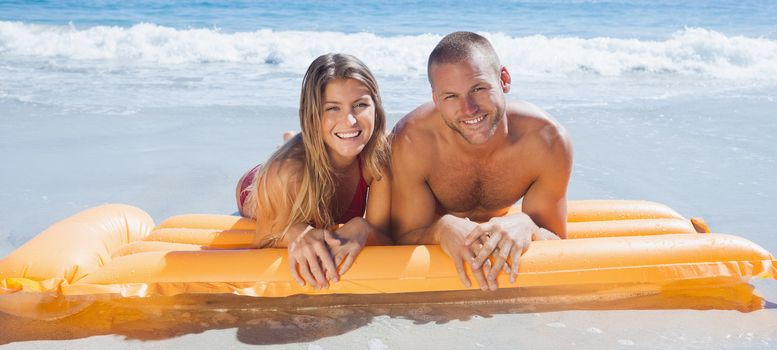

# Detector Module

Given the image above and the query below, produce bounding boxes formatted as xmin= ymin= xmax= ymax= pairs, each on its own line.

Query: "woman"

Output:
xmin=235 ymin=53 xmax=392 ymax=289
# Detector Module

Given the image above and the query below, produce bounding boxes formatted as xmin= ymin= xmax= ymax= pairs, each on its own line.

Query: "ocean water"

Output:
xmin=1 ymin=0 xmax=777 ymax=113
xmin=1 ymin=1 xmax=777 ymax=348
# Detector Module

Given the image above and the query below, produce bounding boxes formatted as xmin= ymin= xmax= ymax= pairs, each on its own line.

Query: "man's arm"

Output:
xmin=390 ymin=155 xmax=496 ymax=289
xmin=390 ymin=122 xmax=500 ymax=290
xmin=521 ymin=120 xmax=573 ymax=239
xmin=389 ymin=128 xmax=439 ymax=244
xmin=466 ymin=115 xmax=573 ymax=286
xmin=362 ymin=167 xmax=394 ymax=245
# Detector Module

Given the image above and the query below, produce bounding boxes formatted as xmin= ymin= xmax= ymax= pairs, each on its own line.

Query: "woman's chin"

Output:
xmin=327 ymin=144 xmax=366 ymax=163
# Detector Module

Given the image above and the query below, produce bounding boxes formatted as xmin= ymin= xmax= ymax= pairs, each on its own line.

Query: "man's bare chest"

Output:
xmin=426 ymin=154 xmax=533 ymax=215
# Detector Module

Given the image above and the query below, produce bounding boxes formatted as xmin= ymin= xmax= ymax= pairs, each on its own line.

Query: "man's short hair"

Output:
xmin=427 ymin=31 xmax=501 ymax=84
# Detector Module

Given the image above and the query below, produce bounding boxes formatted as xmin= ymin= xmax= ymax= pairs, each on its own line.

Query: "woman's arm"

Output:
xmin=251 ymin=159 xmax=303 ymax=247
xmin=328 ymin=167 xmax=393 ymax=274
xmin=252 ymin=159 xmax=338 ymax=289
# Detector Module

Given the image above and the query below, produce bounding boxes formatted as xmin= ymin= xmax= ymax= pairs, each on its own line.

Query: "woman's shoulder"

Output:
xmin=265 ymin=157 xmax=304 ymax=182
xmin=257 ymin=148 xmax=306 ymax=197
xmin=263 ymin=136 xmax=306 ymax=177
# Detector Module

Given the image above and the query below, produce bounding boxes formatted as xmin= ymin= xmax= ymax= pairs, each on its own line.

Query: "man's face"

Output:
xmin=429 ymin=55 xmax=510 ymax=145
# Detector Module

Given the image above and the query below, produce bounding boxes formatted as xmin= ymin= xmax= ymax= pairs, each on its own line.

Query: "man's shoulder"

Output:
xmin=389 ymin=102 xmax=439 ymax=176
xmin=394 ymin=101 xmax=439 ymax=133
xmin=507 ymin=100 xmax=555 ymax=129
xmin=391 ymin=102 xmax=438 ymax=149
xmin=506 ymin=100 xmax=570 ymax=151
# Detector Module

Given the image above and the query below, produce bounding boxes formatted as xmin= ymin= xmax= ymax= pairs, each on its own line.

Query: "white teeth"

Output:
xmin=335 ymin=130 xmax=361 ymax=139
xmin=462 ymin=115 xmax=486 ymax=125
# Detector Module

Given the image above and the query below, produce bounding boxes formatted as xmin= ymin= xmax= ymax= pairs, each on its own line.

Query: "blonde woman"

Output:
xmin=235 ymin=53 xmax=392 ymax=289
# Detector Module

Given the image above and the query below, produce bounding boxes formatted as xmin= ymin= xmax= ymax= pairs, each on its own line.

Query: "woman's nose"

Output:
xmin=346 ymin=112 xmax=357 ymax=125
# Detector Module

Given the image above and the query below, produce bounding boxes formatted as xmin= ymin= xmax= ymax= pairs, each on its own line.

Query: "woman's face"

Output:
xmin=320 ymin=78 xmax=376 ymax=165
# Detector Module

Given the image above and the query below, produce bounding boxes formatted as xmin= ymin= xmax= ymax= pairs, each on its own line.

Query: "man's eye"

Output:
xmin=444 ymin=95 xmax=456 ymax=101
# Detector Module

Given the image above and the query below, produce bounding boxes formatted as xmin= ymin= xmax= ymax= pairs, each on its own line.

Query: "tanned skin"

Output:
xmin=391 ymin=54 xmax=573 ymax=290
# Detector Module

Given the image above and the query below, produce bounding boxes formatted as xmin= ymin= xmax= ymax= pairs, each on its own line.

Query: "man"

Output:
xmin=390 ymin=32 xmax=573 ymax=290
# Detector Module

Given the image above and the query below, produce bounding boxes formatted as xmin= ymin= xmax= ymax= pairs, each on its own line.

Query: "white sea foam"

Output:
xmin=2 ymin=21 xmax=777 ymax=80
xmin=490 ymin=29 xmax=777 ymax=79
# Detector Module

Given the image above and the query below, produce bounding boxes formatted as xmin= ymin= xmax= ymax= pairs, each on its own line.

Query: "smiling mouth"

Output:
xmin=335 ymin=130 xmax=362 ymax=139
xmin=462 ymin=114 xmax=486 ymax=126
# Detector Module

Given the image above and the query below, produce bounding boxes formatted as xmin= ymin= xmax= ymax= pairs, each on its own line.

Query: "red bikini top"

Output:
xmin=337 ymin=156 xmax=368 ymax=223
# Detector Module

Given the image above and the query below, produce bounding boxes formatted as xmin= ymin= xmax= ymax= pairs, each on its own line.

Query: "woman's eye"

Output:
xmin=355 ymin=102 xmax=369 ymax=109
xmin=325 ymin=106 xmax=339 ymax=112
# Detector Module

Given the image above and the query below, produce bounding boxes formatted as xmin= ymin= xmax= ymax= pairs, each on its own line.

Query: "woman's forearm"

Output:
xmin=254 ymin=222 xmax=312 ymax=248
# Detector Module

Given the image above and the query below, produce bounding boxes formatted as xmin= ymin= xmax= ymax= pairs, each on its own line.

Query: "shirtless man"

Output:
xmin=391 ymin=32 xmax=573 ymax=290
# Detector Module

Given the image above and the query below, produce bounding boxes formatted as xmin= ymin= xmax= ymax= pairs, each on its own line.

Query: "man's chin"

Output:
xmin=446 ymin=122 xmax=495 ymax=145
xmin=461 ymin=125 xmax=499 ymax=143
xmin=460 ymin=133 xmax=492 ymax=145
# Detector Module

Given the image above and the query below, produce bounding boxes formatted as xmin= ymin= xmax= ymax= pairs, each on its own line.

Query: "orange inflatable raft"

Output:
xmin=1 ymin=200 xmax=775 ymax=319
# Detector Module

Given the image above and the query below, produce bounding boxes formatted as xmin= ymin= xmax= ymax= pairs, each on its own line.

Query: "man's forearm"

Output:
xmin=394 ymin=214 xmax=476 ymax=245
xmin=394 ymin=226 xmax=435 ymax=245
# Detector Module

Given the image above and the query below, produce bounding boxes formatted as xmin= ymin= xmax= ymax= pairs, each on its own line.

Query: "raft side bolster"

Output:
xmin=0 ymin=204 xmax=155 ymax=286
xmin=66 ymin=234 xmax=776 ymax=297
xmin=61 ymin=259 xmax=775 ymax=298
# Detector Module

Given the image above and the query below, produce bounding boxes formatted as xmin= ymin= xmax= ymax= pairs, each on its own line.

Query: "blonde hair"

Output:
xmin=246 ymin=53 xmax=390 ymax=248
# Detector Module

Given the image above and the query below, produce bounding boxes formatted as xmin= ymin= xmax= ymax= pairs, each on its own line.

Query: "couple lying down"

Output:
xmin=235 ymin=32 xmax=573 ymax=291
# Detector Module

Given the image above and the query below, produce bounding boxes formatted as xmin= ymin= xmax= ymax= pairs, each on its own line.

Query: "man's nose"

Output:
xmin=463 ymin=96 xmax=479 ymax=115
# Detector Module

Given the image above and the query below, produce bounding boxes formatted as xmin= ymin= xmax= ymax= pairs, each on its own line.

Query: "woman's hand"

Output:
xmin=287 ymin=226 xmax=339 ymax=289
xmin=327 ymin=217 xmax=372 ymax=275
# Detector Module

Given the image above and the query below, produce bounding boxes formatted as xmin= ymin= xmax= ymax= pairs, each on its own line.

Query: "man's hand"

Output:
xmin=464 ymin=213 xmax=560 ymax=286
xmin=287 ymin=227 xmax=339 ymax=289
xmin=437 ymin=215 xmax=498 ymax=291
